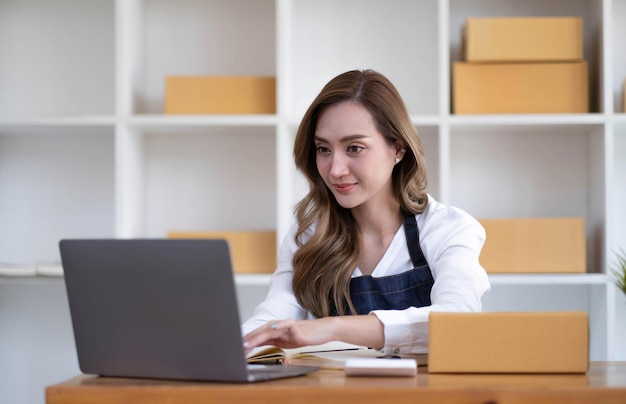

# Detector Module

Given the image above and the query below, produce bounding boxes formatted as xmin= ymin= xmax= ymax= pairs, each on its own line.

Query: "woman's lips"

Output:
xmin=333 ymin=183 xmax=356 ymax=193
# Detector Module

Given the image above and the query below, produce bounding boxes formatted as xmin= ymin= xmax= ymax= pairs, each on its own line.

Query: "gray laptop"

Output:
xmin=59 ymin=238 xmax=319 ymax=383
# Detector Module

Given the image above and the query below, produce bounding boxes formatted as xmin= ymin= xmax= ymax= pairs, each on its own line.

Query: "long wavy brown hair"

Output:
xmin=292 ymin=69 xmax=428 ymax=318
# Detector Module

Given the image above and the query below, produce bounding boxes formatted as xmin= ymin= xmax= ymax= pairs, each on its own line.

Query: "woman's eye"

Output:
xmin=316 ymin=146 xmax=330 ymax=154
xmin=347 ymin=145 xmax=364 ymax=153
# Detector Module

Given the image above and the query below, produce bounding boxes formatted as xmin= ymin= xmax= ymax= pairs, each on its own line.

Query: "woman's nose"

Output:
xmin=329 ymin=154 xmax=349 ymax=177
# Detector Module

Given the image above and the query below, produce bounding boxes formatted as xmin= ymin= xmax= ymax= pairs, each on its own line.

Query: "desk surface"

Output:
xmin=47 ymin=362 xmax=626 ymax=404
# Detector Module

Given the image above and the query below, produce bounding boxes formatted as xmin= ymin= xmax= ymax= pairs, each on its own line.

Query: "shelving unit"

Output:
xmin=1 ymin=1 xmax=625 ymax=402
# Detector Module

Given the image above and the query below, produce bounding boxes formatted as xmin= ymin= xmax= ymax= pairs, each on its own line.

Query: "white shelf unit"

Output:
xmin=0 ymin=2 xmax=625 ymax=399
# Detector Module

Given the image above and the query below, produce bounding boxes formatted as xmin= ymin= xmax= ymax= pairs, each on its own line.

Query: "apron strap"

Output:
xmin=402 ymin=211 xmax=428 ymax=268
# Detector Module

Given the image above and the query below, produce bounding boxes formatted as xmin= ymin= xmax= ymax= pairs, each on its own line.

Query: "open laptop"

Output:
xmin=59 ymin=238 xmax=319 ymax=382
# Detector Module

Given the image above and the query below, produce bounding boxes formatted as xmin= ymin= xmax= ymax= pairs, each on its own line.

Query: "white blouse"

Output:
xmin=241 ymin=196 xmax=491 ymax=354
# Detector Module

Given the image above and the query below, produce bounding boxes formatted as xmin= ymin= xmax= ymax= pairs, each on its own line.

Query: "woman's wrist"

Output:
xmin=328 ymin=314 xmax=384 ymax=349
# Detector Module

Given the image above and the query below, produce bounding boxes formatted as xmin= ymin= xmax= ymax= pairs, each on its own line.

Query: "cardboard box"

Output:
xmin=168 ymin=231 xmax=276 ymax=274
xmin=453 ymin=61 xmax=588 ymax=114
xmin=428 ymin=312 xmax=589 ymax=373
xmin=165 ymin=76 xmax=276 ymax=114
xmin=428 ymin=372 xmax=589 ymax=388
xmin=478 ymin=218 xmax=586 ymax=273
xmin=464 ymin=17 xmax=583 ymax=62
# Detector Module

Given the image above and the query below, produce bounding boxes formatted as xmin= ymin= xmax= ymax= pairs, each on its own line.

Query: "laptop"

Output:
xmin=59 ymin=238 xmax=319 ymax=382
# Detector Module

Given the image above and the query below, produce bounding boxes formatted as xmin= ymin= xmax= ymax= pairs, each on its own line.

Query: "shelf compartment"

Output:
xmin=449 ymin=124 xmax=606 ymax=274
xmin=288 ymin=0 xmax=439 ymax=118
xmin=449 ymin=124 xmax=605 ymax=217
xmin=0 ymin=126 xmax=115 ymax=264
xmin=449 ymin=0 xmax=604 ymax=113
xmin=132 ymin=0 xmax=276 ymax=115
xmin=0 ymin=0 xmax=114 ymax=117
xmin=133 ymin=126 xmax=277 ymax=237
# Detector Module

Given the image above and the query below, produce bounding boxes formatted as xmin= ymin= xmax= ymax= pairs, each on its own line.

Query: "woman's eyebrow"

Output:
xmin=314 ymin=134 xmax=369 ymax=143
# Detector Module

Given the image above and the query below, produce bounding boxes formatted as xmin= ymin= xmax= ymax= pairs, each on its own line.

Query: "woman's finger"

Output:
xmin=243 ymin=319 xmax=292 ymax=351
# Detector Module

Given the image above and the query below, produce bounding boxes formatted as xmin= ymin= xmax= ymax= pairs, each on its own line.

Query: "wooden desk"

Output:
xmin=47 ymin=362 xmax=626 ymax=404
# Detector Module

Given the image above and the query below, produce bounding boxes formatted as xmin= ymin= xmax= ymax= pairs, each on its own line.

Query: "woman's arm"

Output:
xmin=243 ymin=314 xmax=384 ymax=353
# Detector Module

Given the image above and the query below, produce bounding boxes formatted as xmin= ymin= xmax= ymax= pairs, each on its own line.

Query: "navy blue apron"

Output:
xmin=331 ymin=211 xmax=434 ymax=315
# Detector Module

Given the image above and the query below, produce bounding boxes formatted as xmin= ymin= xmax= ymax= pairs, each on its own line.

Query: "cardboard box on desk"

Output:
xmin=168 ymin=231 xmax=276 ymax=274
xmin=453 ymin=61 xmax=588 ymax=114
xmin=478 ymin=217 xmax=586 ymax=273
xmin=464 ymin=17 xmax=583 ymax=62
xmin=165 ymin=76 xmax=276 ymax=114
xmin=428 ymin=312 xmax=589 ymax=374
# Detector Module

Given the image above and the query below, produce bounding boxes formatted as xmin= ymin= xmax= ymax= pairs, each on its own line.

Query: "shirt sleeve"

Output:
xmin=240 ymin=223 xmax=309 ymax=337
xmin=370 ymin=204 xmax=491 ymax=355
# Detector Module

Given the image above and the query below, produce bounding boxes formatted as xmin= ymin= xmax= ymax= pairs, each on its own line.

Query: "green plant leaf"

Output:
xmin=610 ymin=248 xmax=626 ymax=295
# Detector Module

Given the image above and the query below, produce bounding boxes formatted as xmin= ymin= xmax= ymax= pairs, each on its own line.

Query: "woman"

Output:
xmin=243 ymin=69 xmax=489 ymax=356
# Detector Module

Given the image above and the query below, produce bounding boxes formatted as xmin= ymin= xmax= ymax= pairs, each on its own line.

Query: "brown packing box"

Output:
xmin=428 ymin=372 xmax=589 ymax=388
xmin=428 ymin=312 xmax=589 ymax=374
xmin=453 ymin=61 xmax=588 ymax=114
xmin=165 ymin=76 xmax=276 ymax=114
xmin=464 ymin=17 xmax=583 ymax=62
xmin=168 ymin=231 xmax=276 ymax=274
xmin=478 ymin=218 xmax=585 ymax=273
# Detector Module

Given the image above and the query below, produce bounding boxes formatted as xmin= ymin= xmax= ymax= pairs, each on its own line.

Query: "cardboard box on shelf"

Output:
xmin=428 ymin=312 xmax=589 ymax=374
xmin=168 ymin=230 xmax=276 ymax=274
xmin=464 ymin=17 xmax=583 ymax=62
xmin=165 ymin=76 xmax=276 ymax=114
xmin=453 ymin=61 xmax=588 ymax=114
xmin=477 ymin=217 xmax=586 ymax=273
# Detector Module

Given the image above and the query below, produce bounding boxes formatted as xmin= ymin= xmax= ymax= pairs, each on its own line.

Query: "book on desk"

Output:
xmin=247 ymin=340 xmax=427 ymax=369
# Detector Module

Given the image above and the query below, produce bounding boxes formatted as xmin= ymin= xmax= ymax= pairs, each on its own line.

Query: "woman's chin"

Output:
xmin=333 ymin=196 xmax=361 ymax=210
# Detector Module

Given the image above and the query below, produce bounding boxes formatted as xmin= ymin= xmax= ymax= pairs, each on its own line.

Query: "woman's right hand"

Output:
xmin=242 ymin=314 xmax=384 ymax=353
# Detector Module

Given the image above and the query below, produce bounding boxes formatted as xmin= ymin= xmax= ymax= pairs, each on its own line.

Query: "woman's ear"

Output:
xmin=394 ymin=142 xmax=407 ymax=163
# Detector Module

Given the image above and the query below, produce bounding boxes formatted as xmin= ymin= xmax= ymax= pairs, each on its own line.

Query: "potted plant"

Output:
xmin=610 ymin=249 xmax=626 ymax=297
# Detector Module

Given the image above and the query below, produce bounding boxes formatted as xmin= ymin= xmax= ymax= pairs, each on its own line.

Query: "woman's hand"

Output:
xmin=243 ymin=314 xmax=384 ymax=354
xmin=243 ymin=317 xmax=337 ymax=353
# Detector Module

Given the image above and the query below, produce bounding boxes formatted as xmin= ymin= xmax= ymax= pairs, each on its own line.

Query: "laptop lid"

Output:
xmin=59 ymin=239 xmax=317 ymax=382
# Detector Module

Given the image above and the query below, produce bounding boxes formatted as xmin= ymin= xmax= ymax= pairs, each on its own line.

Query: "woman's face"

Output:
xmin=314 ymin=101 xmax=401 ymax=211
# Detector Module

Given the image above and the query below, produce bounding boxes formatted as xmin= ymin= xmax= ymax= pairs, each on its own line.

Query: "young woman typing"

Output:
xmin=242 ymin=69 xmax=490 ymax=356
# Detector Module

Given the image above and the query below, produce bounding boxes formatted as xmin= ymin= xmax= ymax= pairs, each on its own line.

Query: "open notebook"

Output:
xmin=248 ymin=341 xmax=428 ymax=369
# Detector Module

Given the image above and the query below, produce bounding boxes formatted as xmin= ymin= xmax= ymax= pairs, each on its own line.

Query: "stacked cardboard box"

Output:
xmin=454 ymin=17 xmax=588 ymax=114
